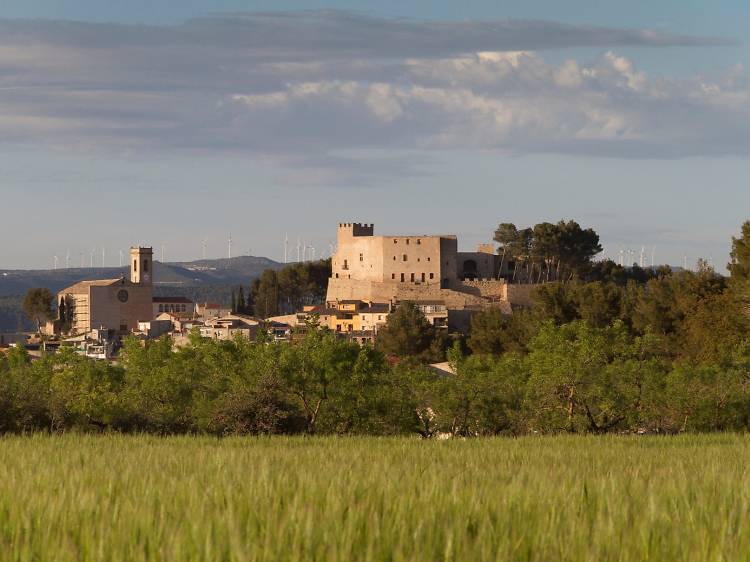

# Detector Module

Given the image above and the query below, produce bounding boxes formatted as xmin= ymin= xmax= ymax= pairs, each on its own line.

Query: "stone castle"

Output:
xmin=326 ymin=223 xmax=533 ymax=326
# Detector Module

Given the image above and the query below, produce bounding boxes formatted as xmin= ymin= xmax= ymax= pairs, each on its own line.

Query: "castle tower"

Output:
xmin=336 ymin=223 xmax=374 ymax=245
xmin=130 ymin=247 xmax=153 ymax=285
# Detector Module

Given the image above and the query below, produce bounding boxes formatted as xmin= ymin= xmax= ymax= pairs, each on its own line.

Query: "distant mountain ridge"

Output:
xmin=0 ymin=255 xmax=283 ymax=297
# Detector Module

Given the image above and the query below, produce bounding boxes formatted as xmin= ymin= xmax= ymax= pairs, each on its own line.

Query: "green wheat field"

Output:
xmin=1 ymin=435 xmax=749 ymax=561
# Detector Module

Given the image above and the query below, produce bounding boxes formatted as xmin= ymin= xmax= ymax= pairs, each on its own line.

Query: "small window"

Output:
xmin=410 ymin=273 xmax=415 ymax=282
xmin=393 ymin=256 xmax=396 ymax=261
xmin=393 ymin=239 xmax=397 ymax=244
xmin=133 ymin=260 xmax=137 ymax=272
xmin=403 ymin=254 xmax=407 ymax=261
xmin=400 ymin=273 xmax=405 ymax=282
xmin=335 ymin=273 xmax=339 ymax=278
xmin=417 ymin=258 xmax=420 ymax=262
xmin=391 ymin=273 xmax=395 ymax=279
xmin=406 ymin=239 xmax=410 ymax=245
xmin=430 ymin=273 xmax=434 ymax=280
xmin=359 ymin=253 xmax=363 ymax=262
xmin=427 ymin=257 xmax=431 ymax=262
xmin=421 ymin=273 xmax=425 ymax=282
xmin=417 ymin=239 xmax=421 ymax=245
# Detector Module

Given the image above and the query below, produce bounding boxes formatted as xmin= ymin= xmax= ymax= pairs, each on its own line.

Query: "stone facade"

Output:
xmin=58 ymin=247 xmax=154 ymax=335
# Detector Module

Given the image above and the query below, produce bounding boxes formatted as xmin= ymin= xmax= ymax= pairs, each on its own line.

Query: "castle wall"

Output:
xmin=332 ymin=223 xmax=456 ymax=287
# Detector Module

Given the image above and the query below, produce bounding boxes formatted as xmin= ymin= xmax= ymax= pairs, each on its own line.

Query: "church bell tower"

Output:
xmin=130 ymin=247 xmax=153 ymax=286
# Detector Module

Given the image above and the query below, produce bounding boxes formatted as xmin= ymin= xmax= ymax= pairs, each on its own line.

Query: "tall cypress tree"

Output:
xmin=231 ymin=289 xmax=237 ymax=314
xmin=245 ymin=285 xmax=255 ymax=316
xmin=237 ymin=286 xmax=246 ymax=314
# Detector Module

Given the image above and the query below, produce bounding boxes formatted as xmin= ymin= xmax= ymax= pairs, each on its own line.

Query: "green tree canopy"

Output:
xmin=376 ymin=302 xmax=436 ymax=359
xmin=22 ymin=288 xmax=53 ymax=333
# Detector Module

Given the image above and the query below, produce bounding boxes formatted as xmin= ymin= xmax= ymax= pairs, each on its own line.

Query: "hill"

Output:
xmin=0 ymin=255 xmax=283 ymax=298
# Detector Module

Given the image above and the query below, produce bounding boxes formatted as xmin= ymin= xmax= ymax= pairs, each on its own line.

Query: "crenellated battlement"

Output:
xmin=338 ymin=223 xmax=375 ymax=237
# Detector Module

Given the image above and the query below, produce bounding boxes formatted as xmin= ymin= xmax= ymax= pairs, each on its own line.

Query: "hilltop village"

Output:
xmin=16 ymin=223 xmax=534 ymax=359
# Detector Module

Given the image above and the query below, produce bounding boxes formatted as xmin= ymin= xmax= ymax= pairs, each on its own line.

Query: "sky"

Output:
xmin=0 ymin=1 xmax=748 ymax=270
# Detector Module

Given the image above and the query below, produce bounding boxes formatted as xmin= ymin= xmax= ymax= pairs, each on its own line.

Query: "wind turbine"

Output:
xmin=651 ymin=246 xmax=656 ymax=268
xmin=201 ymin=239 xmax=208 ymax=260
xmin=101 ymin=247 xmax=105 ymax=267
xmin=228 ymin=233 xmax=233 ymax=259
xmin=161 ymin=244 xmax=165 ymax=263
xmin=90 ymin=248 xmax=95 ymax=268
xmin=65 ymin=249 xmax=71 ymax=269
xmin=296 ymin=237 xmax=301 ymax=262
xmin=53 ymin=255 xmax=58 ymax=270
xmin=639 ymin=246 xmax=645 ymax=268
xmin=119 ymin=250 xmax=124 ymax=268
xmin=284 ymin=233 xmax=289 ymax=264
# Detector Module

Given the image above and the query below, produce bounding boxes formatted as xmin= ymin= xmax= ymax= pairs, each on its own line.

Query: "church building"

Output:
xmin=58 ymin=247 xmax=154 ymax=335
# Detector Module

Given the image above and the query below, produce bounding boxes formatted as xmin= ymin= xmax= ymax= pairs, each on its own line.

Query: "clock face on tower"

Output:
xmin=117 ymin=289 xmax=129 ymax=303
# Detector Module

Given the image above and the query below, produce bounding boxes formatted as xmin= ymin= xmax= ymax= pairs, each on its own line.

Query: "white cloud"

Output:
xmin=0 ymin=11 xmax=745 ymax=183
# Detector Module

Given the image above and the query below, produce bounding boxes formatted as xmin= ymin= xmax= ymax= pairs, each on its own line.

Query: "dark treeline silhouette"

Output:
xmin=231 ymin=259 xmax=331 ymax=317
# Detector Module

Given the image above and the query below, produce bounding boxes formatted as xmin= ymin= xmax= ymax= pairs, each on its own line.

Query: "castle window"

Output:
xmin=406 ymin=239 xmax=410 ymax=245
xmin=335 ymin=273 xmax=339 ymax=278
xmin=427 ymin=257 xmax=431 ymax=262
xmin=402 ymin=254 xmax=407 ymax=261
xmin=417 ymin=239 xmax=421 ymax=245
xmin=133 ymin=260 xmax=137 ymax=272
xmin=421 ymin=273 xmax=425 ymax=282
xmin=400 ymin=273 xmax=405 ymax=282
xmin=430 ymin=273 xmax=434 ymax=280
xmin=359 ymin=253 xmax=363 ymax=262
xmin=393 ymin=256 xmax=396 ymax=261
xmin=393 ymin=239 xmax=397 ymax=244
xmin=410 ymin=273 xmax=415 ymax=282
xmin=392 ymin=273 xmax=395 ymax=279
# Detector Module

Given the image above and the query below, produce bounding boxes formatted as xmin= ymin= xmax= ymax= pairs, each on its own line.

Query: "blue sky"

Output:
xmin=0 ymin=1 xmax=748 ymax=270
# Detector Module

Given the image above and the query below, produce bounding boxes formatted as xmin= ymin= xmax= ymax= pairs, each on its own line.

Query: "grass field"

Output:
xmin=0 ymin=435 xmax=749 ymax=561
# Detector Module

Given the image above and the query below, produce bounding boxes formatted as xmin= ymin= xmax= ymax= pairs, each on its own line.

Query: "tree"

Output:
xmin=524 ymin=321 xmax=655 ymax=433
xmin=729 ymin=221 xmax=750 ymax=280
xmin=252 ymin=270 xmax=280 ymax=318
xmin=493 ymin=223 xmax=519 ymax=277
xmin=22 ymin=288 xmax=53 ymax=333
xmin=376 ymin=302 xmax=436 ymax=359
xmin=278 ymin=323 xmax=362 ymax=434
xmin=245 ymin=285 xmax=255 ymax=316
xmin=237 ymin=286 xmax=247 ymax=315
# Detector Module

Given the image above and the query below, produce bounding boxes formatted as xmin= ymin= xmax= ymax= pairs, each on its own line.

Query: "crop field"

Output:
xmin=0 ymin=435 xmax=749 ymax=561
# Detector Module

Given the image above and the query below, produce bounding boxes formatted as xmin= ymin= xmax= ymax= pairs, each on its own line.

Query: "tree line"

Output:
xmin=2 ymin=221 xmax=750 ymax=436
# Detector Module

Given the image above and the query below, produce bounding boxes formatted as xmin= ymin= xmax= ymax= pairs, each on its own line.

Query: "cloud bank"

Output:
xmin=0 ymin=11 xmax=746 ymax=184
